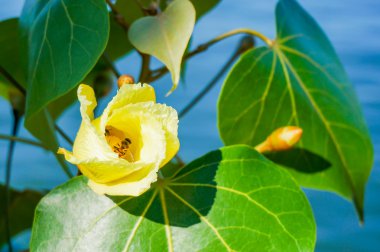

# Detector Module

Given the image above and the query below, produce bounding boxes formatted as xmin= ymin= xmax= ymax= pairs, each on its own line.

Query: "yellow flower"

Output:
xmin=58 ymin=83 xmax=179 ymax=196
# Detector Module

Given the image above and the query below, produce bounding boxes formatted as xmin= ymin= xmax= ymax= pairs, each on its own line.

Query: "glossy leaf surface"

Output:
xmin=128 ymin=0 xmax=195 ymax=93
xmin=218 ymin=0 xmax=373 ymax=219
xmin=30 ymin=146 xmax=315 ymax=251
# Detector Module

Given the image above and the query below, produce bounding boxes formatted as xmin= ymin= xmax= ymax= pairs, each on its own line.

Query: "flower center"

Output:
xmin=105 ymin=125 xmax=135 ymax=162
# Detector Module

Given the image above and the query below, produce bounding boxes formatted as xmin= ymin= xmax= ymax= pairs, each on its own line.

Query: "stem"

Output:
xmin=149 ymin=28 xmax=270 ymax=82
xmin=203 ymin=28 xmax=272 ymax=48
xmin=4 ymin=110 xmax=21 ymax=252
xmin=1 ymin=65 xmax=73 ymax=145
xmin=102 ymin=53 xmax=121 ymax=78
xmin=0 ymin=134 xmax=47 ymax=149
xmin=106 ymin=0 xmax=129 ymax=31
xmin=179 ymin=36 xmax=255 ymax=118
xmin=179 ymin=53 xmax=239 ymax=118
xmin=55 ymin=125 xmax=73 ymax=145
xmin=138 ymin=53 xmax=151 ymax=83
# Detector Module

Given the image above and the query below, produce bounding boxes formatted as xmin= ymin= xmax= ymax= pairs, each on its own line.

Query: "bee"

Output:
xmin=112 ymin=138 xmax=134 ymax=161
xmin=105 ymin=126 xmax=134 ymax=162
xmin=104 ymin=128 xmax=111 ymax=136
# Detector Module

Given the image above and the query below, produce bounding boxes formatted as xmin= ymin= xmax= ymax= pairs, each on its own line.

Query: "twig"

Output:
xmin=149 ymin=28 xmax=268 ymax=82
xmin=138 ymin=53 xmax=151 ymax=83
xmin=1 ymin=64 xmax=75 ymax=177
xmin=106 ymin=0 xmax=129 ymax=31
xmin=55 ymin=125 xmax=73 ymax=145
xmin=0 ymin=134 xmax=47 ymax=149
xmin=4 ymin=110 xmax=21 ymax=252
xmin=179 ymin=36 xmax=255 ymax=118
xmin=0 ymin=66 xmax=75 ymax=146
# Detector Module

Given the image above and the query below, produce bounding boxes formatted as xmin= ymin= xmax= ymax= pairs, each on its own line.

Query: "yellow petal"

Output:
xmin=58 ymin=147 xmax=149 ymax=183
xmin=77 ymin=84 xmax=97 ymax=120
xmin=73 ymin=84 xmax=117 ymax=160
xmin=100 ymin=83 xmax=156 ymax=130
xmin=106 ymin=102 xmax=167 ymax=164
xmin=87 ymin=163 xmax=159 ymax=196
xmin=147 ymin=103 xmax=180 ymax=167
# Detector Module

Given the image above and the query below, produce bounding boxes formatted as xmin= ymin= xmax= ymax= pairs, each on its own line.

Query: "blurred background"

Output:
xmin=0 ymin=0 xmax=379 ymax=251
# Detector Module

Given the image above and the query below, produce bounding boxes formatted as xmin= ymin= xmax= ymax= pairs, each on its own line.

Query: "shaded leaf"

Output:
xmin=218 ymin=0 xmax=373 ymax=219
xmin=30 ymin=146 xmax=315 ymax=251
xmin=0 ymin=18 xmax=25 ymax=100
xmin=128 ymin=0 xmax=195 ymax=93
xmin=265 ymin=148 xmax=331 ymax=174
xmin=0 ymin=186 xmax=43 ymax=246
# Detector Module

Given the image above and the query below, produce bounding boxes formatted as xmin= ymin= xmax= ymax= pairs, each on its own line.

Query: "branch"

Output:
xmin=149 ymin=28 xmax=269 ymax=82
xmin=0 ymin=65 xmax=75 ymax=147
xmin=0 ymin=134 xmax=47 ymax=149
xmin=106 ymin=0 xmax=129 ymax=31
xmin=54 ymin=125 xmax=73 ymax=145
xmin=138 ymin=53 xmax=151 ymax=83
xmin=179 ymin=36 xmax=255 ymax=119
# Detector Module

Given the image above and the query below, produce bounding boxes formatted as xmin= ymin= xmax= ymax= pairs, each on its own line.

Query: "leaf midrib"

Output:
xmin=274 ymin=46 xmax=358 ymax=201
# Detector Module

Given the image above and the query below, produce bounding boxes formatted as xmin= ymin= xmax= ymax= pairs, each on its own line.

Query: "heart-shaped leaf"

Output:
xmin=128 ymin=0 xmax=195 ymax=93
xmin=218 ymin=0 xmax=373 ymax=220
xmin=30 ymin=146 xmax=315 ymax=251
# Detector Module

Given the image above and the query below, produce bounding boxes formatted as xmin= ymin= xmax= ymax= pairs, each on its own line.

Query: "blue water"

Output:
xmin=1 ymin=0 xmax=379 ymax=251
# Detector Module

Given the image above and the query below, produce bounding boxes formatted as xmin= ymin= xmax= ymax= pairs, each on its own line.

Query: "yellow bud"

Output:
xmin=255 ymin=126 xmax=303 ymax=153
xmin=117 ymin=75 xmax=135 ymax=88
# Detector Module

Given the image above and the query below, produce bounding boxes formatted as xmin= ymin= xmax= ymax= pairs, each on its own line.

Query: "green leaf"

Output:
xmin=0 ymin=17 xmax=69 ymax=176
xmin=218 ymin=0 xmax=373 ymax=219
xmin=128 ymin=0 xmax=195 ymax=93
xmin=22 ymin=0 xmax=109 ymax=124
xmin=0 ymin=18 xmax=26 ymax=100
xmin=115 ymin=0 xmax=145 ymax=24
xmin=190 ymin=0 xmax=221 ymax=19
xmin=0 ymin=185 xmax=43 ymax=246
xmin=30 ymin=146 xmax=315 ymax=251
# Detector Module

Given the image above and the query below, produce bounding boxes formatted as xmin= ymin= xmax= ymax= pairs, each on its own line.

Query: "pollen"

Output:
xmin=105 ymin=126 xmax=135 ymax=162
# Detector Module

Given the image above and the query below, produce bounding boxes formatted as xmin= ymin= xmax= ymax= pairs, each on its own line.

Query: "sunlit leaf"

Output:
xmin=128 ymin=0 xmax=195 ymax=93
xmin=218 ymin=0 xmax=373 ymax=219
xmin=0 ymin=185 xmax=43 ymax=246
xmin=30 ymin=146 xmax=315 ymax=251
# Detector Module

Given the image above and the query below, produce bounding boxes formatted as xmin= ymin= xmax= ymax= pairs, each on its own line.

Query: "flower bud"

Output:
xmin=117 ymin=74 xmax=135 ymax=88
xmin=255 ymin=126 xmax=303 ymax=153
